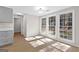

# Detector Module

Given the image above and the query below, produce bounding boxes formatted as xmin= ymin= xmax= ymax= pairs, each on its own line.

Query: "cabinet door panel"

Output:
xmin=0 ymin=6 xmax=13 ymax=22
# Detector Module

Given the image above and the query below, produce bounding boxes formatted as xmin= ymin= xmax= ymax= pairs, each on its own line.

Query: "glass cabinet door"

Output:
xmin=41 ymin=18 xmax=46 ymax=32
xmin=60 ymin=13 xmax=72 ymax=40
xmin=49 ymin=16 xmax=56 ymax=35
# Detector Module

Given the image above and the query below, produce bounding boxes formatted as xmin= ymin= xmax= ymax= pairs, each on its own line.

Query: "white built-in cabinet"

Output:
xmin=0 ymin=6 xmax=13 ymax=46
xmin=0 ymin=6 xmax=13 ymax=22
xmin=40 ymin=7 xmax=79 ymax=47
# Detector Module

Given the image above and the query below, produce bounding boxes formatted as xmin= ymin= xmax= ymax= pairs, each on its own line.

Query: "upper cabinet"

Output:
xmin=0 ymin=6 xmax=13 ymax=22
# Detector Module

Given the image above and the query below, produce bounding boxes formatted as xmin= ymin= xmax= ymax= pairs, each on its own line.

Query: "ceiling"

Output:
xmin=8 ymin=6 xmax=71 ymax=16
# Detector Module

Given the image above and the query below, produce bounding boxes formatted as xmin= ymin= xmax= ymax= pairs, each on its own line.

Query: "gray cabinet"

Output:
xmin=0 ymin=6 xmax=13 ymax=22
xmin=0 ymin=31 xmax=13 ymax=46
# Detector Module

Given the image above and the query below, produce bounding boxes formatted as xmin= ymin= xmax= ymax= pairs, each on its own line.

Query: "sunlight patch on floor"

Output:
xmin=29 ymin=40 xmax=45 ymax=47
xmin=34 ymin=36 xmax=43 ymax=39
xmin=25 ymin=37 xmax=36 ymax=41
xmin=25 ymin=35 xmax=72 ymax=52
xmin=39 ymin=46 xmax=61 ymax=52
xmin=25 ymin=35 xmax=43 ymax=41
xmin=51 ymin=42 xmax=71 ymax=52
xmin=40 ymin=38 xmax=53 ymax=43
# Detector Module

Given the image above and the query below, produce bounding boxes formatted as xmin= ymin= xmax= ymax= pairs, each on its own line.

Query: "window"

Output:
xmin=41 ymin=18 xmax=46 ymax=32
xmin=49 ymin=16 xmax=56 ymax=35
xmin=60 ymin=13 xmax=72 ymax=40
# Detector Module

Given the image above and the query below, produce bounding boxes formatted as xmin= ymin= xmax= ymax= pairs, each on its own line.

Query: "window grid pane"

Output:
xmin=60 ymin=13 xmax=72 ymax=40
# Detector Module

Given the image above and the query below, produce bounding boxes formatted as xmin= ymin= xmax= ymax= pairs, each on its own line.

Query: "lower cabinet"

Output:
xmin=0 ymin=31 xmax=13 ymax=46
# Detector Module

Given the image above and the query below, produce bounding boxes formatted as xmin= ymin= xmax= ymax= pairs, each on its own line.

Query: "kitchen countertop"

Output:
xmin=0 ymin=23 xmax=14 ymax=31
xmin=0 ymin=28 xmax=13 ymax=31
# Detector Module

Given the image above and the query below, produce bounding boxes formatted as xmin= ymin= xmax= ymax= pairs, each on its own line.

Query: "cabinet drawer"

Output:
xmin=0 ymin=38 xmax=13 ymax=46
xmin=0 ymin=31 xmax=13 ymax=46
xmin=0 ymin=31 xmax=13 ymax=43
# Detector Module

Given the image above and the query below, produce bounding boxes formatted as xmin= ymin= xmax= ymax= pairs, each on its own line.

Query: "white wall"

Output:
xmin=21 ymin=15 xmax=26 ymax=37
xmin=14 ymin=14 xmax=40 ymax=37
xmin=75 ymin=7 xmax=79 ymax=46
xmin=26 ymin=15 xmax=40 ymax=37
